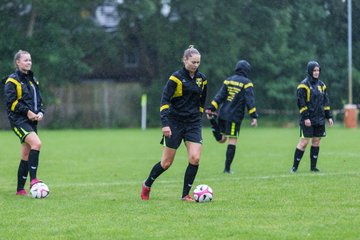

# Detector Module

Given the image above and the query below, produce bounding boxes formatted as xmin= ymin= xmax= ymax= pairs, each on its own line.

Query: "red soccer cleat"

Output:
xmin=141 ymin=182 xmax=151 ymax=200
xmin=16 ymin=189 xmax=28 ymax=196
xmin=181 ymin=195 xmax=195 ymax=202
xmin=30 ymin=178 xmax=42 ymax=188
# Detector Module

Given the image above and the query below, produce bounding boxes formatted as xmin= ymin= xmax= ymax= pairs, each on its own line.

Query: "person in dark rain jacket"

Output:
xmin=4 ymin=50 xmax=45 ymax=195
xmin=206 ymin=60 xmax=258 ymax=174
xmin=291 ymin=60 xmax=333 ymax=173
xmin=141 ymin=45 xmax=207 ymax=202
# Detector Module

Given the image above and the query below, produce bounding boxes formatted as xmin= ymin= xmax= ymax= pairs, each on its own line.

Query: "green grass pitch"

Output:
xmin=0 ymin=126 xmax=359 ymax=239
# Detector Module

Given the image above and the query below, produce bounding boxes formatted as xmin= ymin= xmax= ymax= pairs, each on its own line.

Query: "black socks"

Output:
xmin=310 ymin=146 xmax=320 ymax=170
xmin=182 ymin=163 xmax=199 ymax=198
xmin=28 ymin=149 xmax=40 ymax=181
xmin=225 ymin=144 xmax=236 ymax=172
xmin=17 ymin=160 xmax=28 ymax=191
xmin=145 ymin=161 xmax=165 ymax=187
xmin=292 ymin=148 xmax=304 ymax=169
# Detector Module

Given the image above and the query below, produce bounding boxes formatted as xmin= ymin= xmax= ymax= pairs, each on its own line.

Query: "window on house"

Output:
xmin=124 ymin=52 xmax=138 ymax=67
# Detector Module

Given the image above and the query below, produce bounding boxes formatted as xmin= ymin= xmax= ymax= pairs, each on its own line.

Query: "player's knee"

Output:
xmin=32 ymin=140 xmax=42 ymax=150
xmin=297 ymin=141 xmax=308 ymax=150
xmin=312 ymin=139 xmax=321 ymax=147
xmin=161 ymin=160 xmax=173 ymax=170
xmin=189 ymin=155 xmax=200 ymax=165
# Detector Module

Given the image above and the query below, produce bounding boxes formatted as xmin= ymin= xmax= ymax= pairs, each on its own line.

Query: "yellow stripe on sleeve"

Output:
xmin=160 ymin=104 xmax=170 ymax=112
xmin=297 ymin=84 xmax=310 ymax=102
xmin=211 ymin=100 xmax=218 ymax=110
xmin=5 ymin=78 xmax=22 ymax=111
xmin=299 ymin=106 xmax=308 ymax=113
xmin=244 ymin=83 xmax=254 ymax=89
xmin=169 ymin=75 xmax=183 ymax=98
xmin=248 ymin=107 xmax=256 ymax=114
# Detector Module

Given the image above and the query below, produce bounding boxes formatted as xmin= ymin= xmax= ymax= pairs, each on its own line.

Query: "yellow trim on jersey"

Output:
xmin=231 ymin=122 xmax=235 ymax=136
xmin=300 ymin=127 xmax=305 ymax=138
xmin=224 ymin=80 xmax=244 ymax=87
xmin=200 ymin=107 xmax=204 ymax=113
xmin=299 ymin=106 xmax=308 ymax=113
xmin=13 ymin=127 xmax=23 ymax=138
xmin=160 ymin=104 xmax=170 ymax=112
xmin=5 ymin=78 xmax=23 ymax=111
xmin=162 ymin=136 xmax=166 ymax=147
xmin=169 ymin=75 xmax=182 ymax=98
xmin=324 ymin=106 xmax=330 ymax=110
xmin=202 ymin=80 xmax=207 ymax=91
xmin=297 ymin=84 xmax=310 ymax=102
xmin=248 ymin=107 xmax=256 ymax=114
xmin=244 ymin=82 xmax=254 ymax=89
xmin=211 ymin=100 xmax=218 ymax=110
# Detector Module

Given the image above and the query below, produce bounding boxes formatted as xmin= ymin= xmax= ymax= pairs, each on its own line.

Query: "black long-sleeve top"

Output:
xmin=160 ymin=67 xmax=207 ymax=127
xmin=208 ymin=73 xmax=257 ymax=123
xmin=297 ymin=77 xmax=332 ymax=126
xmin=4 ymin=69 xmax=44 ymax=125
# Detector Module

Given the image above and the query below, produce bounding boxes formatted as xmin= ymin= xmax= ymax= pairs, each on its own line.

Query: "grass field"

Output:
xmin=0 ymin=126 xmax=359 ymax=240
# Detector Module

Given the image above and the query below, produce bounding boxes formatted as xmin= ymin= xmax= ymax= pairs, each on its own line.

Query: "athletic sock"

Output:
xmin=17 ymin=160 xmax=28 ymax=191
xmin=209 ymin=118 xmax=222 ymax=141
xmin=144 ymin=161 xmax=165 ymax=187
xmin=182 ymin=163 xmax=199 ymax=198
xmin=293 ymin=148 xmax=304 ymax=169
xmin=28 ymin=149 xmax=40 ymax=181
xmin=225 ymin=144 xmax=236 ymax=172
xmin=310 ymin=146 xmax=320 ymax=169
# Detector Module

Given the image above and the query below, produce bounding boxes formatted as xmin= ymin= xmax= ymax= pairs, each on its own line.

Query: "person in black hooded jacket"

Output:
xmin=290 ymin=60 xmax=333 ymax=173
xmin=205 ymin=60 xmax=258 ymax=174
xmin=4 ymin=50 xmax=45 ymax=195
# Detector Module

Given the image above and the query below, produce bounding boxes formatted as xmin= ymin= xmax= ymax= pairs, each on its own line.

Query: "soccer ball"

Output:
xmin=193 ymin=184 xmax=213 ymax=203
xmin=30 ymin=182 xmax=50 ymax=199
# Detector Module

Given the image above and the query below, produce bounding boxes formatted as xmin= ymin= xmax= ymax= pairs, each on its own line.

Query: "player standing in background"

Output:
xmin=141 ymin=45 xmax=207 ymax=202
xmin=4 ymin=50 xmax=45 ymax=195
xmin=205 ymin=60 xmax=258 ymax=174
xmin=291 ymin=61 xmax=333 ymax=173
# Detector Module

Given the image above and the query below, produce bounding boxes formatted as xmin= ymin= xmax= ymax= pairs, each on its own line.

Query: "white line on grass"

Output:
xmin=51 ymin=171 xmax=360 ymax=188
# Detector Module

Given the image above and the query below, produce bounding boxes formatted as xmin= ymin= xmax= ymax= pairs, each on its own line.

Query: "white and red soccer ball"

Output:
xmin=30 ymin=182 xmax=50 ymax=199
xmin=193 ymin=184 xmax=213 ymax=203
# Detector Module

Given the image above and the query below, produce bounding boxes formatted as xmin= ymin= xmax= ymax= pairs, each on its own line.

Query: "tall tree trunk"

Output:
xmin=26 ymin=4 xmax=36 ymax=38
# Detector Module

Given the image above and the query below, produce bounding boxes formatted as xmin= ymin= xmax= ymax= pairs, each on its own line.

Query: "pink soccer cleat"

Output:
xmin=16 ymin=189 xmax=28 ymax=196
xmin=141 ymin=182 xmax=151 ymax=200
xmin=181 ymin=195 xmax=195 ymax=202
xmin=30 ymin=178 xmax=42 ymax=188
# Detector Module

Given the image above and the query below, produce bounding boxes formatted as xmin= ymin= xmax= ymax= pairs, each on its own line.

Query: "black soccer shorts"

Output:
xmin=218 ymin=119 xmax=241 ymax=138
xmin=300 ymin=124 xmax=326 ymax=138
xmin=160 ymin=118 xmax=202 ymax=149
xmin=10 ymin=121 xmax=38 ymax=143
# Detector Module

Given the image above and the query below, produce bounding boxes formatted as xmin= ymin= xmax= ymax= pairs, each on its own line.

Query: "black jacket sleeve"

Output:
xmin=323 ymin=84 xmax=332 ymax=119
xmin=297 ymin=86 xmax=310 ymax=119
xmin=4 ymin=80 xmax=29 ymax=115
xmin=160 ymin=79 xmax=177 ymax=127
xmin=244 ymin=83 xmax=258 ymax=118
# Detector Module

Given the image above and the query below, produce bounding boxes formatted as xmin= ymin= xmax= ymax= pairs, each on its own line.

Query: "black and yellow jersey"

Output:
xmin=160 ymin=67 xmax=207 ymax=127
xmin=208 ymin=60 xmax=257 ymax=123
xmin=209 ymin=75 xmax=257 ymax=123
xmin=297 ymin=77 xmax=332 ymax=126
xmin=4 ymin=70 xmax=44 ymax=125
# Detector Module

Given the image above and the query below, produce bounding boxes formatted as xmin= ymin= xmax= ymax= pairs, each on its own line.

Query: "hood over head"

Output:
xmin=307 ymin=61 xmax=320 ymax=80
xmin=235 ymin=60 xmax=251 ymax=77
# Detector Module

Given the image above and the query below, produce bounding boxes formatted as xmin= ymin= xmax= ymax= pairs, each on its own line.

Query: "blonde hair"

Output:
xmin=183 ymin=45 xmax=200 ymax=59
xmin=14 ymin=50 xmax=30 ymax=68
